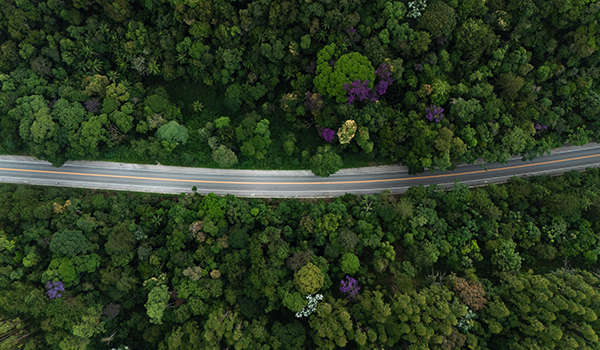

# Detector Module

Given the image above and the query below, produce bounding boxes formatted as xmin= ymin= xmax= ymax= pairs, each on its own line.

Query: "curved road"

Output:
xmin=0 ymin=143 xmax=599 ymax=198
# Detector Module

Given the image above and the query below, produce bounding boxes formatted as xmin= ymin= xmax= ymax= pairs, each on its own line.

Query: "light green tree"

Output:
xmin=145 ymin=284 xmax=169 ymax=325
xmin=340 ymin=253 xmax=360 ymax=274
xmin=68 ymin=114 xmax=108 ymax=158
xmin=155 ymin=121 xmax=189 ymax=145
xmin=294 ymin=262 xmax=324 ymax=295
xmin=313 ymin=44 xmax=375 ymax=103
xmin=355 ymin=126 xmax=374 ymax=154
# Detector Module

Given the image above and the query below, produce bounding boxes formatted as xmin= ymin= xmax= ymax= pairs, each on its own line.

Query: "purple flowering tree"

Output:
xmin=318 ymin=127 xmax=336 ymax=142
xmin=414 ymin=63 xmax=424 ymax=72
xmin=340 ymin=276 xmax=360 ymax=300
xmin=374 ymin=63 xmax=394 ymax=95
xmin=344 ymin=79 xmax=372 ymax=104
xmin=46 ymin=281 xmax=65 ymax=299
xmin=535 ymin=123 xmax=548 ymax=132
xmin=375 ymin=63 xmax=391 ymax=81
xmin=85 ymin=98 xmax=101 ymax=113
xmin=344 ymin=64 xmax=394 ymax=105
xmin=425 ymin=104 xmax=444 ymax=122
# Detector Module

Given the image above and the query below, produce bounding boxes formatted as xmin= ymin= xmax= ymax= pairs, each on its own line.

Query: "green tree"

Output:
xmin=49 ymin=230 xmax=93 ymax=258
xmin=145 ymin=284 xmax=169 ymax=325
xmin=387 ymin=284 xmax=468 ymax=348
xmin=109 ymin=110 xmax=134 ymax=134
xmin=455 ymin=18 xmax=497 ymax=63
xmin=355 ymin=126 xmax=374 ymax=153
xmin=418 ymin=1 xmax=457 ymax=37
xmin=496 ymin=72 xmax=525 ymax=100
xmin=225 ymin=83 xmax=243 ymax=111
xmin=309 ymin=145 xmax=343 ymax=178
xmin=12 ymin=95 xmax=67 ymax=166
xmin=240 ymin=118 xmax=272 ymax=160
xmin=68 ymin=114 xmax=108 ymax=158
xmin=212 ymin=145 xmax=238 ymax=167
xmin=412 ymin=31 xmax=432 ymax=55
xmin=308 ymin=298 xmax=353 ymax=349
xmin=314 ymin=44 xmax=376 ymax=103
xmin=155 ymin=121 xmax=189 ymax=145
xmin=339 ymin=252 xmax=360 ymax=274
xmin=106 ymin=83 xmax=130 ymax=102
xmin=491 ymin=239 xmax=522 ymax=272
xmin=491 ymin=269 xmax=600 ymax=349
xmin=52 ymin=99 xmax=87 ymax=132
xmin=105 ymin=223 xmax=135 ymax=266
xmin=450 ymin=98 xmax=483 ymax=123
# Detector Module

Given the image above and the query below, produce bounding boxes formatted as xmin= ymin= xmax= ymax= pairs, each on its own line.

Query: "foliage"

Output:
xmin=145 ymin=284 xmax=169 ymax=325
xmin=49 ymin=230 xmax=93 ymax=258
xmin=46 ymin=281 xmax=65 ymax=299
xmin=339 ymin=253 xmax=360 ymax=275
xmin=337 ymin=120 xmax=357 ymax=145
xmin=2 ymin=0 xmax=600 ymax=341
xmin=155 ymin=121 xmax=189 ymax=146
xmin=339 ymin=276 xmax=360 ymax=300
xmin=343 ymin=79 xmax=378 ymax=105
xmin=212 ymin=145 xmax=238 ymax=168
xmin=309 ymin=145 xmax=343 ymax=178
xmin=295 ymin=294 xmax=323 ymax=318
xmin=419 ymin=1 xmax=456 ymax=37
xmin=407 ymin=0 xmax=428 ymax=19
xmin=314 ymin=46 xmax=376 ymax=103
xmin=0 ymin=0 xmax=594 ymax=176
xmin=425 ymin=104 xmax=444 ymax=122
xmin=318 ymin=127 xmax=336 ymax=143
xmin=1 ymin=168 xmax=600 ymax=347
xmin=294 ymin=262 xmax=324 ymax=295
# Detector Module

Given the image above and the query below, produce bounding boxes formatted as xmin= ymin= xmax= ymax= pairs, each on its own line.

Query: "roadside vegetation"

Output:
xmin=0 ymin=0 xmax=599 ymax=176
xmin=2 ymin=169 xmax=600 ymax=349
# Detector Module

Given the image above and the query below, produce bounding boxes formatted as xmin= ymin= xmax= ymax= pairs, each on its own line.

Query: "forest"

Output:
xmin=2 ymin=0 xmax=600 ymax=348
xmin=0 ymin=0 xmax=599 ymax=175
xmin=1 ymin=168 xmax=600 ymax=349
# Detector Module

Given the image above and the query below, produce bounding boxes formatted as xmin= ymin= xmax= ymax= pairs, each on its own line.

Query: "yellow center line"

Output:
xmin=1 ymin=153 xmax=599 ymax=185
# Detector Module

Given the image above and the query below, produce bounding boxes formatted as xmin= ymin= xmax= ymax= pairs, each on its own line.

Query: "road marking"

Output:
xmin=0 ymin=153 xmax=599 ymax=185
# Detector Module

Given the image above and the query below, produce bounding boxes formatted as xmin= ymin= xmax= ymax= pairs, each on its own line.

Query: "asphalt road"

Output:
xmin=0 ymin=143 xmax=599 ymax=198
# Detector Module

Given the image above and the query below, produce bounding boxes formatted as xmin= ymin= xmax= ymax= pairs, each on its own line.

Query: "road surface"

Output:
xmin=0 ymin=143 xmax=599 ymax=198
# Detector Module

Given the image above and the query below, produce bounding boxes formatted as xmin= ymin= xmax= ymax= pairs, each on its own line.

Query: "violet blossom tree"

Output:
xmin=318 ymin=127 xmax=336 ymax=142
xmin=85 ymin=99 xmax=101 ymax=113
xmin=344 ymin=63 xmax=394 ymax=105
xmin=425 ymin=104 xmax=444 ymax=122
xmin=46 ymin=281 xmax=65 ymax=299
xmin=374 ymin=63 xmax=394 ymax=96
xmin=339 ymin=276 xmax=360 ymax=300
xmin=344 ymin=79 xmax=374 ymax=105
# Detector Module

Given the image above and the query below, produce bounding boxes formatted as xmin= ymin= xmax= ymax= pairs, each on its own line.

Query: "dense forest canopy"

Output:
xmin=2 ymin=0 xmax=600 ymax=347
xmin=2 ymin=169 xmax=600 ymax=349
xmin=0 ymin=0 xmax=599 ymax=175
